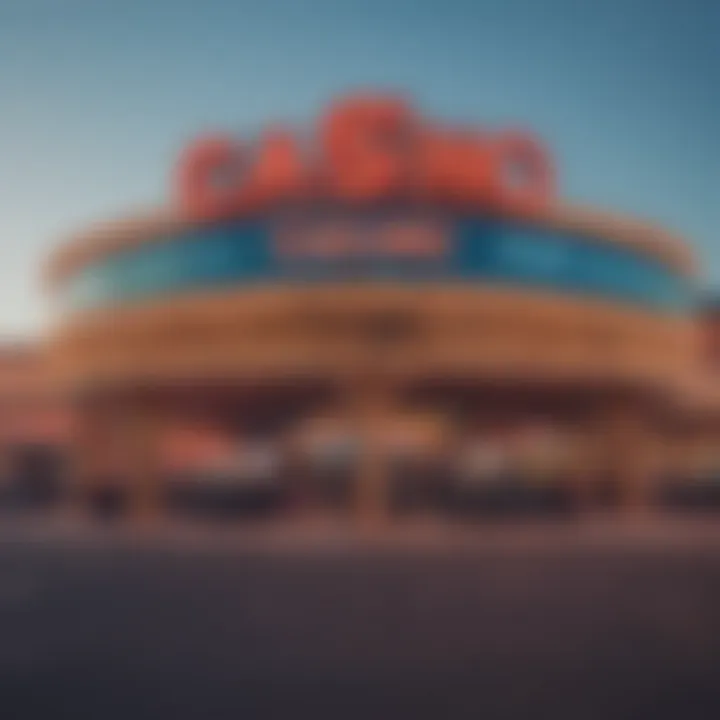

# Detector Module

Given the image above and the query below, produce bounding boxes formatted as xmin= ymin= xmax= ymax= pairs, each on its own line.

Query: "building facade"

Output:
xmin=40 ymin=95 xmax=720 ymax=523
xmin=0 ymin=343 xmax=71 ymax=504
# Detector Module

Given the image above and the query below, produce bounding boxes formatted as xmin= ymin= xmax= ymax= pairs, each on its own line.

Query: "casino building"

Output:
xmin=41 ymin=95 xmax=720 ymax=523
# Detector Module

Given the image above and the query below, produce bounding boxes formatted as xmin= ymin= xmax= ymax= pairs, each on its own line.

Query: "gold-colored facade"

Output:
xmin=36 ymin=93 xmax=720 ymax=523
xmin=40 ymin=199 xmax=720 ymax=524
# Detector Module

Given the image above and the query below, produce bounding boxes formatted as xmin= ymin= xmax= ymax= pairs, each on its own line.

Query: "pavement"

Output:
xmin=1 ymin=515 xmax=720 ymax=719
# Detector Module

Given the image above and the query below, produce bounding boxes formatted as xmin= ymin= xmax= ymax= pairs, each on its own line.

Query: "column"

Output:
xmin=601 ymin=398 xmax=660 ymax=514
xmin=119 ymin=398 xmax=163 ymax=523
xmin=66 ymin=395 xmax=110 ymax=517
xmin=346 ymin=375 xmax=392 ymax=528
xmin=657 ymin=424 xmax=688 ymax=489
xmin=569 ymin=423 xmax=603 ymax=513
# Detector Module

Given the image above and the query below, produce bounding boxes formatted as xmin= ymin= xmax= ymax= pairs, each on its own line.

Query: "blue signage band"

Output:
xmin=61 ymin=213 xmax=695 ymax=315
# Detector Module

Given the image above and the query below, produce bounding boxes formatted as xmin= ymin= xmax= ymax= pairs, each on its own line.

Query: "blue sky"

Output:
xmin=1 ymin=0 xmax=717 ymax=333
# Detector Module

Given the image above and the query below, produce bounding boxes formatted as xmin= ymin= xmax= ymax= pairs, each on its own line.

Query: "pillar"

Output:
xmin=599 ymin=398 xmax=660 ymax=514
xmin=346 ymin=374 xmax=392 ymax=528
xmin=658 ymin=424 xmax=689 ymax=487
xmin=66 ymin=395 xmax=111 ymax=517
xmin=119 ymin=399 xmax=162 ymax=523
xmin=569 ymin=424 xmax=603 ymax=512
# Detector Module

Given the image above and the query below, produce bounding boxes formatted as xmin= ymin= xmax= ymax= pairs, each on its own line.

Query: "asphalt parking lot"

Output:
xmin=0 ymin=517 xmax=719 ymax=719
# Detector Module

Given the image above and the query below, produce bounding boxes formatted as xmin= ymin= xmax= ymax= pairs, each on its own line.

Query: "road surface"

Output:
xmin=0 ymin=517 xmax=719 ymax=719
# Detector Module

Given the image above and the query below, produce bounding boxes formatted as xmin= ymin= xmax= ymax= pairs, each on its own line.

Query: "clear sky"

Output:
xmin=1 ymin=0 xmax=717 ymax=335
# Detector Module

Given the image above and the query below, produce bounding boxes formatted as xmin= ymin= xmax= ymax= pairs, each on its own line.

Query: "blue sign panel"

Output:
xmin=63 ymin=213 xmax=694 ymax=314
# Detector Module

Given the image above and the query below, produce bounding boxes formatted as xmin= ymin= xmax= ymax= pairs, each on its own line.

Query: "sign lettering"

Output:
xmin=176 ymin=95 xmax=556 ymax=223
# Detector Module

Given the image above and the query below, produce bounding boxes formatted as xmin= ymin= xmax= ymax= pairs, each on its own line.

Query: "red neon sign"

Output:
xmin=175 ymin=95 xmax=556 ymax=223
